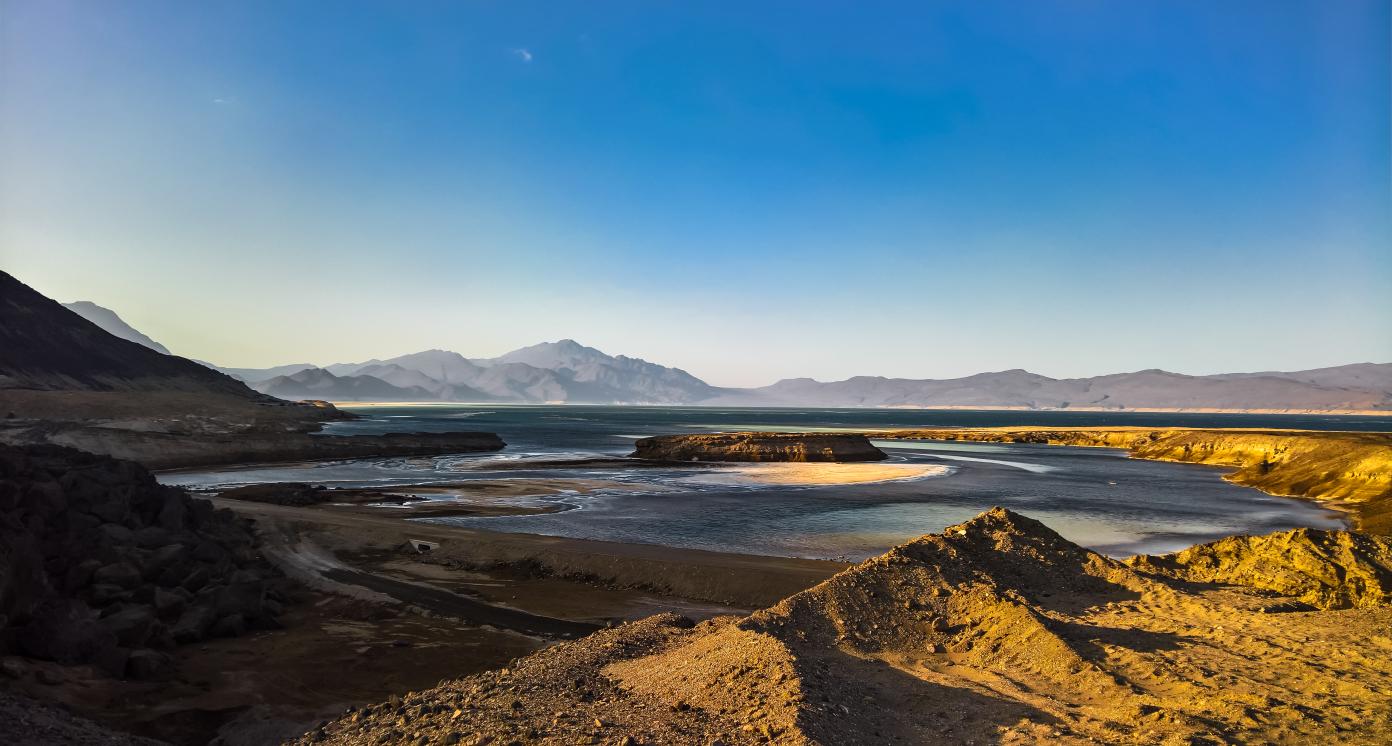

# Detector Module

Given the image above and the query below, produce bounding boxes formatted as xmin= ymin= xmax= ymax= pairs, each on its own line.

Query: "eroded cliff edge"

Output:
xmin=632 ymin=432 xmax=887 ymax=462
xmin=873 ymin=428 xmax=1392 ymax=534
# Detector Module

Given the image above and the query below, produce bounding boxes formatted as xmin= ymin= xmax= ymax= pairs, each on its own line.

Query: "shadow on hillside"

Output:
xmin=789 ymin=646 xmax=1066 ymax=744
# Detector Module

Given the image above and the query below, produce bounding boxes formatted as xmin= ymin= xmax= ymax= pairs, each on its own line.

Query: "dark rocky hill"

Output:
xmin=0 ymin=272 xmax=256 ymax=398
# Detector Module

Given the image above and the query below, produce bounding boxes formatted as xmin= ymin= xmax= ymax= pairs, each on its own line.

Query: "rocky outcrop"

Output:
xmin=0 ymin=444 xmax=286 ymax=680
xmin=1126 ymin=527 xmax=1392 ymax=609
xmin=294 ymin=509 xmax=1392 ymax=745
xmin=875 ymin=428 xmax=1392 ymax=534
xmin=631 ymin=432 xmax=887 ymax=462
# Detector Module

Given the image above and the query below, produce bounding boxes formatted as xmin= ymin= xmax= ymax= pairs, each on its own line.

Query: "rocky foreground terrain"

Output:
xmin=631 ymin=433 xmax=887 ymax=462
xmin=0 ymin=444 xmax=286 ymax=681
xmin=295 ymin=509 xmax=1392 ymax=745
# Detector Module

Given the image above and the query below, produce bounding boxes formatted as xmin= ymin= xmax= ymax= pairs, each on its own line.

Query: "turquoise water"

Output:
xmin=161 ymin=405 xmax=1363 ymax=560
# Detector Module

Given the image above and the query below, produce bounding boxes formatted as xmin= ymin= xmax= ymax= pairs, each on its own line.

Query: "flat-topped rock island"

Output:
xmin=631 ymin=431 xmax=888 ymax=462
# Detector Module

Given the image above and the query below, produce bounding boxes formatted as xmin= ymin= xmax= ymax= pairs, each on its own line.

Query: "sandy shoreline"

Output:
xmin=682 ymin=461 xmax=950 ymax=486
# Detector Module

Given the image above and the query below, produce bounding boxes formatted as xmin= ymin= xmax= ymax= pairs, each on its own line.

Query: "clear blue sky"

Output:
xmin=2 ymin=1 xmax=1388 ymax=387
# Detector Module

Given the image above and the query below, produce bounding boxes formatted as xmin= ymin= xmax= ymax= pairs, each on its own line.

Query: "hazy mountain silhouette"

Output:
xmin=303 ymin=341 xmax=719 ymax=404
xmin=0 ymin=272 xmax=255 ymax=398
xmin=711 ymin=365 xmax=1392 ymax=411
xmin=213 ymin=362 xmax=319 ymax=383
xmin=62 ymin=301 xmax=171 ymax=355
xmin=252 ymin=368 xmax=437 ymax=402
xmin=47 ymin=284 xmax=1390 ymax=411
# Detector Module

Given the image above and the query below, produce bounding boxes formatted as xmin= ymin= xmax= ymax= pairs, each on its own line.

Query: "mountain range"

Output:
xmin=57 ymin=296 xmax=1392 ymax=412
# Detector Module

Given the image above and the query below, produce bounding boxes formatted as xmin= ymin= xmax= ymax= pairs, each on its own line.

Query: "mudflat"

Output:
xmin=210 ymin=497 xmax=845 ymax=608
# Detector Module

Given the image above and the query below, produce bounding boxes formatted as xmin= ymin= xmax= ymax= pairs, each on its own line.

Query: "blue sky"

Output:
xmin=2 ymin=1 xmax=1388 ymax=387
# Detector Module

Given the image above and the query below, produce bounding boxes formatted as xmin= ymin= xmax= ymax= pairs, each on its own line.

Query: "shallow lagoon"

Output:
xmin=161 ymin=405 xmax=1355 ymax=560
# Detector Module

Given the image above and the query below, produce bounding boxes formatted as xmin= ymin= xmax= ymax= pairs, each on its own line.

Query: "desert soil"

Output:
xmin=292 ymin=509 xmax=1392 ymax=746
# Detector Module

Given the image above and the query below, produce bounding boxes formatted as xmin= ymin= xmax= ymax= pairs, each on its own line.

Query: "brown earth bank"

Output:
xmin=292 ymin=509 xmax=1392 ymax=746
xmin=632 ymin=433 xmax=887 ymax=463
xmin=0 ymin=418 xmax=505 ymax=470
xmin=869 ymin=427 xmax=1392 ymax=534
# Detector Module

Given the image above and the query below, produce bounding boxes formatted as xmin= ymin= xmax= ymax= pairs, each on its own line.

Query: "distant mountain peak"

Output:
xmin=0 ymin=272 xmax=254 ymax=398
xmin=62 ymin=301 xmax=171 ymax=355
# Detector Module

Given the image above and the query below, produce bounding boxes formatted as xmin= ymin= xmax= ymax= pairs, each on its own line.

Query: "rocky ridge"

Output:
xmin=292 ymin=508 xmax=1392 ymax=745
xmin=1126 ymin=527 xmax=1392 ymax=610
xmin=631 ymin=433 xmax=887 ymax=463
xmin=0 ymin=444 xmax=286 ymax=681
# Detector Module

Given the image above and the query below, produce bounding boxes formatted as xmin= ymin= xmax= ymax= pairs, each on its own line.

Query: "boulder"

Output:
xmin=126 ymin=649 xmax=172 ymax=680
xmin=93 ymin=562 xmax=142 ymax=590
xmin=156 ymin=491 xmax=188 ymax=531
xmin=153 ymin=588 xmax=187 ymax=619
xmin=15 ymin=598 xmax=116 ymax=663
xmin=171 ymin=604 xmax=218 ymax=643
xmin=193 ymin=540 xmax=229 ymax=564
xmin=98 ymin=524 xmax=134 ymax=545
xmin=181 ymin=566 xmax=212 ymax=592
xmin=133 ymin=526 xmax=173 ymax=549
xmin=86 ymin=584 xmax=130 ymax=607
xmin=101 ymin=605 xmax=158 ymax=647
xmin=142 ymin=543 xmax=189 ymax=579
xmin=61 ymin=558 xmax=102 ymax=594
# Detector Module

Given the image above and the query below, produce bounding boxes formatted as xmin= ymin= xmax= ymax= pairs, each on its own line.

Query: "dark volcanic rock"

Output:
xmin=101 ymin=606 xmax=158 ymax=648
xmin=631 ymin=432 xmax=888 ymax=462
xmin=15 ymin=599 xmax=116 ymax=664
xmin=0 ymin=443 xmax=285 ymax=678
xmin=215 ymin=482 xmax=330 ymax=507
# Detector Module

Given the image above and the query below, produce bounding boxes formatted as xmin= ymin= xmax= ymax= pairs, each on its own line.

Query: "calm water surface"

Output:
xmin=161 ymin=405 xmax=1375 ymax=560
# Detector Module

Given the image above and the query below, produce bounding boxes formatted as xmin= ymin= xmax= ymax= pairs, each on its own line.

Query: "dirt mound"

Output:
xmin=631 ymin=432 xmax=887 ymax=462
xmin=606 ymin=509 xmax=1157 ymax=744
xmin=294 ymin=509 xmax=1392 ymax=745
xmin=0 ymin=444 xmax=286 ymax=680
xmin=1126 ymin=527 xmax=1392 ymax=609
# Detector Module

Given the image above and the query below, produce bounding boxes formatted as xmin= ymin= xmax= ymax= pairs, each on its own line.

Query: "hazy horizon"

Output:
xmin=37 ymin=288 xmax=1392 ymax=389
xmin=4 ymin=2 xmax=1389 ymax=388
